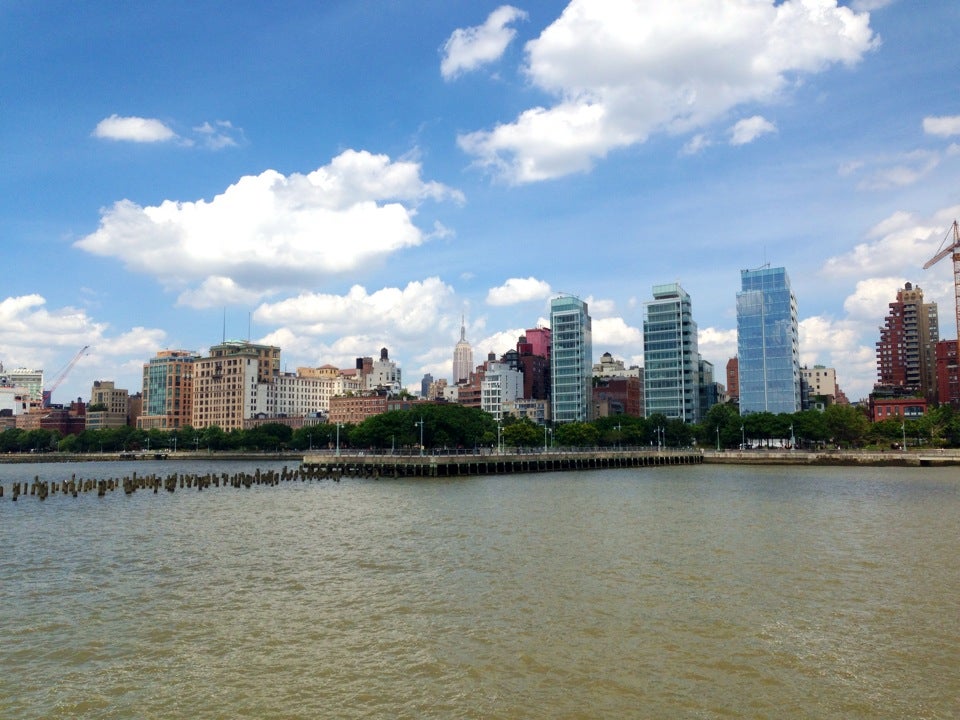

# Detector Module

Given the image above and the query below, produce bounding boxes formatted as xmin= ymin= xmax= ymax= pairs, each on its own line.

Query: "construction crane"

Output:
xmin=923 ymin=220 xmax=960 ymax=340
xmin=43 ymin=345 xmax=90 ymax=407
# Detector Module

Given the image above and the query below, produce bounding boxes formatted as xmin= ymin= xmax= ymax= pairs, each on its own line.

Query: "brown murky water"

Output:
xmin=1 ymin=461 xmax=957 ymax=718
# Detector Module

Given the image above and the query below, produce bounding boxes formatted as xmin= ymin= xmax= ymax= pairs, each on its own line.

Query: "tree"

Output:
xmin=824 ymin=404 xmax=869 ymax=447
xmin=554 ymin=422 xmax=599 ymax=447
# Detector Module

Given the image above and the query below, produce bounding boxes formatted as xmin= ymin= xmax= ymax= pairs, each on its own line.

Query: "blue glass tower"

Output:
xmin=737 ymin=266 xmax=800 ymax=415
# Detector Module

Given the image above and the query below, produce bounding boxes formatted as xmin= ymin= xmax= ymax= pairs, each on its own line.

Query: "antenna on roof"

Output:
xmin=222 ymin=308 xmax=226 ymax=344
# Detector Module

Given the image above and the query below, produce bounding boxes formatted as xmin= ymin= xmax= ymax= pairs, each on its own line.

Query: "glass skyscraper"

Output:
xmin=736 ymin=266 xmax=800 ymax=415
xmin=550 ymin=295 xmax=592 ymax=423
xmin=643 ymin=283 xmax=700 ymax=422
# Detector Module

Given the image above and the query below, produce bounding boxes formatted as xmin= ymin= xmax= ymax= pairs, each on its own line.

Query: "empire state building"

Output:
xmin=452 ymin=317 xmax=473 ymax=385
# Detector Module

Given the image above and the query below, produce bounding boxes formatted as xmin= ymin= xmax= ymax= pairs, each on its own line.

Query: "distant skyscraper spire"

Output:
xmin=453 ymin=315 xmax=473 ymax=385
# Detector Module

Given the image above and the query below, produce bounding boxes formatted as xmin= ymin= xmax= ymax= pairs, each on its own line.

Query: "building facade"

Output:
xmin=480 ymin=362 xmax=524 ymax=420
xmin=736 ymin=266 xmax=801 ymax=415
xmin=139 ymin=350 xmax=199 ymax=430
xmin=644 ymin=283 xmax=700 ymax=422
xmin=875 ymin=282 xmax=939 ymax=402
xmin=86 ymin=380 xmax=130 ymax=430
xmin=452 ymin=317 xmax=473 ymax=385
xmin=550 ymin=296 xmax=592 ymax=424
xmin=191 ymin=342 xmax=280 ymax=431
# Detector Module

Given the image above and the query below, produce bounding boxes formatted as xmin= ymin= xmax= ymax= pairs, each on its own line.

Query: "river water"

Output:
xmin=0 ymin=460 xmax=957 ymax=719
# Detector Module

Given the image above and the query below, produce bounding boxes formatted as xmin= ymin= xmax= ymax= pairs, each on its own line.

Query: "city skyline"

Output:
xmin=3 ymin=1 xmax=960 ymax=405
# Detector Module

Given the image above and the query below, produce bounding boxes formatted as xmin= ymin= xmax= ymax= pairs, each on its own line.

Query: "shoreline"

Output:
xmin=2 ymin=448 xmax=959 ymax=467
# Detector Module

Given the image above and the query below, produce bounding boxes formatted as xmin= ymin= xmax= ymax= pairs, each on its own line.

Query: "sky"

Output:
xmin=3 ymin=0 xmax=960 ymax=406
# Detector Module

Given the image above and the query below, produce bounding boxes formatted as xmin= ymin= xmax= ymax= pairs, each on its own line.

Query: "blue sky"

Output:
xmin=3 ymin=0 xmax=960 ymax=405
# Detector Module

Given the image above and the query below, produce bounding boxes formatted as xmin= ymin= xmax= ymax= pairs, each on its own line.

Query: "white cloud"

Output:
xmin=851 ymin=0 xmax=894 ymax=10
xmin=0 ymin=294 xmax=167 ymax=404
xmin=254 ymin=278 xmax=456 ymax=340
xmin=486 ymin=277 xmax=553 ymax=305
xmin=593 ymin=316 xmax=642 ymax=346
xmin=76 ymin=150 xmax=464 ymax=307
xmin=729 ymin=115 xmax=777 ymax=145
xmin=93 ymin=114 xmax=177 ymax=143
xmin=855 ymin=149 xmax=941 ymax=190
xmin=441 ymin=5 xmax=528 ymax=80
xmin=799 ymin=314 xmax=876 ymax=400
xmin=192 ymin=120 xmax=245 ymax=149
xmin=681 ymin=133 xmax=712 ymax=156
xmin=821 ymin=208 xmax=960 ymax=278
xmin=698 ymin=327 xmax=737 ymax=365
xmin=458 ymin=0 xmax=876 ymax=183
xmin=923 ymin=115 xmax=960 ymax=137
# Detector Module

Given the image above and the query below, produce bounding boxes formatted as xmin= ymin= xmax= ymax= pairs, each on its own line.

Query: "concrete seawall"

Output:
xmin=702 ymin=449 xmax=960 ymax=467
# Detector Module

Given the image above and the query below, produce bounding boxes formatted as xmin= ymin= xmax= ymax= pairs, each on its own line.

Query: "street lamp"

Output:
xmin=740 ymin=425 xmax=745 ymax=450
xmin=496 ymin=419 xmax=502 ymax=454
xmin=391 ymin=434 xmax=395 ymax=454
xmin=543 ymin=426 xmax=552 ymax=452
xmin=415 ymin=418 xmax=424 ymax=456
xmin=335 ymin=422 xmax=344 ymax=456
xmin=716 ymin=426 xmax=720 ymax=451
xmin=789 ymin=424 xmax=795 ymax=450
xmin=615 ymin=422 xmax=622 ymax=450
xmin=308 ymin=433 xmax=312 ymax=451
xmin=901 ymin=421 xmax=906 ymax=451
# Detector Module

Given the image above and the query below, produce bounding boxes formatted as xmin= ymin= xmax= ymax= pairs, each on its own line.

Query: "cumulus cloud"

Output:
xmin=799 ymin=314 xmax=876 ymax=400
xmin=0 ymin=294 xmax=168 ymax=403
xmin=821 ymin=208 xmax=960 ymax=278
xmin=76 ymin=150 xmax=463 ymax=307
xmin=698 ymin=327 xmax=737 ymax=365
xmin=441 ymin=5 xmax=528 ymax=80
xmin=729 ymin=115 xmax=777 ymax=145
xmin=923 ymin=115 xmax=960 ymax=137
xmin=93 ymin=114 xmax=177 ymax=143
xmin=458 ymin=0 xmax=876 ymax=183
xmin=486 ymin=277 xmax=553 ymax=305
xmin=254 ymin=278 xmax=455 ymax=340
xmin=593 ymin=316 xmax=642 ymax=346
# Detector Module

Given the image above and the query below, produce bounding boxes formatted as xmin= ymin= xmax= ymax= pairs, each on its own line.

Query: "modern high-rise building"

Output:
xmin=550 ymin=295 xmax=592 ymax=423
xmin=643 ymin=283 xmax=700 ymax=422
xmin=875 ymin=282 xmax=939 ymax=401
xmin=736 ymin=266 xmax=801 ymax=415
xmin=139 ymin=350 xmax=199 ymax=430
xmin=452 ymin=316 xmax=473 ymax=385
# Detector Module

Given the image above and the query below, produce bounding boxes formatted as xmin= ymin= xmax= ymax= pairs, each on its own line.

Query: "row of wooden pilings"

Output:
xmin=0 ymin=464 xmax=338 ymax=502
xmin=301 ymin=449 xmax=704 ymax=480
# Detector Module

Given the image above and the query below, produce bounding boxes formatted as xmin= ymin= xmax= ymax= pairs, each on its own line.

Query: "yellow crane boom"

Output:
xmin=924 ymin=220 xmax=960 ymax=341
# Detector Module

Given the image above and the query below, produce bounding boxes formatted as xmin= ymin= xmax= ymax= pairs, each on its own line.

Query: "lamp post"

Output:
xmin=543 ymin=426 xmax=552 ymax=452
xmin=716 ymin=426 xmax=720 ymax=451
xmin=789 ymin=423 xmax=795 ymax=450
xmin=172 ymin=435 xmax=177 ymax=453
xmin=615 ymin=422 xmax=622 ymax=450
xmin=415 ymin=418 xmax=424 ymax=456
xmin=496 ymin=419 xmax=502 ymax=454
xmin=740 ymin=425 xmax=745 ymax=450
xmin=391 ymin=434 xmax=395 ymax=455
xmin=308 ymin=433 xmax=312 ymax=451
xmin=335 ymin=423 xmax=344 ymax=456
xmin=901 ymin=421 xmax=906 ymax=451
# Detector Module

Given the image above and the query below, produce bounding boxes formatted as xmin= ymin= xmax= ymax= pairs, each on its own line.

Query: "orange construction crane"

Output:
xmin=923 ymin=220 xmax=960 ymax=340
xmin=43 ymin=345 xmax=90 ymax=407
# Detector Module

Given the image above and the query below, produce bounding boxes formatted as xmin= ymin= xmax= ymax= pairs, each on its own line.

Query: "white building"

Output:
xmin=366 ymin=347 xmax=402 ymax=393
xmin=481 ymin=362 xmax=524 ymax=419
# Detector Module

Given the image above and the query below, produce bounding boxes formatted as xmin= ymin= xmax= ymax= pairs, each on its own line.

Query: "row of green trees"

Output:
xmin=5 ymin=401 xmax=960 ymax=455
